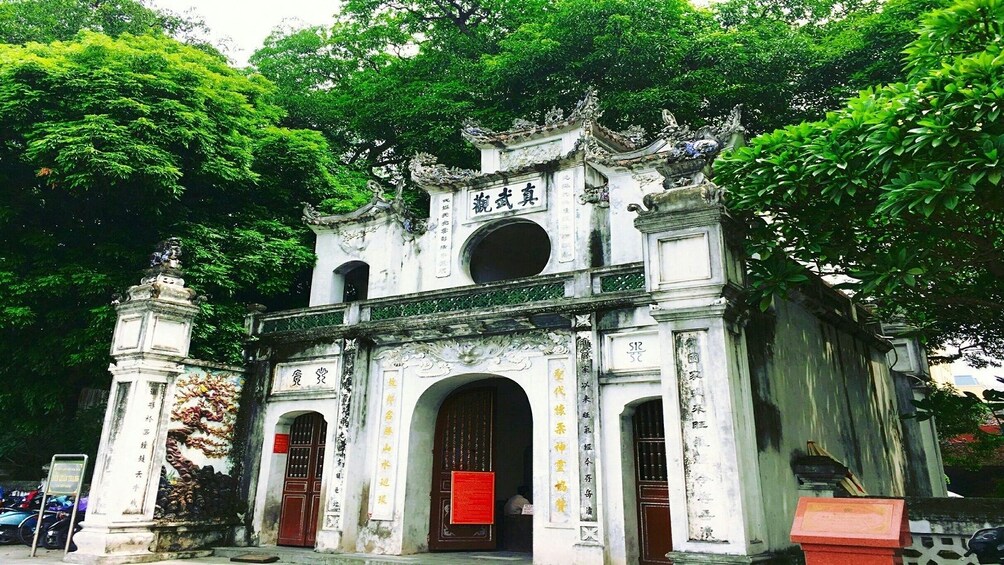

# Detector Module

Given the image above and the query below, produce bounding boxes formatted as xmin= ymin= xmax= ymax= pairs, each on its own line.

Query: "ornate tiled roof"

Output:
xmin=459 ymin=88 xmax=640 ymax=150
xmin=411 ymin=91 xmax=745 ymax=192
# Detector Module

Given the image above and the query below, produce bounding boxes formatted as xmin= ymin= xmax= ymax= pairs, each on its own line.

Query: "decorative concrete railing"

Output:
xmin=904 ymin=498 xmax=1004 ymax=565
xmin=253 ymin=263 xmax=648 ymax=336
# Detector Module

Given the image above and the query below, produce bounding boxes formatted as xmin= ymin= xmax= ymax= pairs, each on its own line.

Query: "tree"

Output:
xmin=251 ymin=0 xmax=948 ymax=182
xmin=717 ymin=0 xmax=1004 ymax=366
xmin=0 ymin=31 xmax=368 ymax=476
xmin=906 ymin=380 xmax=1004 ymax=472
xmin=0 ymin=0 xmax=204 ymax=45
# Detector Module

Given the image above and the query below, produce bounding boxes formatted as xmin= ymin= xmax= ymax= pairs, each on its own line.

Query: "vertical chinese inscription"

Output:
xmin=548 ymin=358 xmax=572 ymax=523
xmin=435 ymin=194 xmax=453 ymax=278
xmin=370 ymin=368 xmax=403 ymax=520
xmin=125 ymin=381 xmax=166 ymax=514
xmin=324 ymin=339 xmax=356 ymax=531
xmin=557 ymin=170 xmax=575 ymax=263
xmin=576 ymin=332 xmax=598 ymax=522
xmin=676 ymin=331 xmax=727 ymax=542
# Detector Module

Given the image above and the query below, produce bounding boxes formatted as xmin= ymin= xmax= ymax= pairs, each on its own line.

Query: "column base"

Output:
xmin=667 ymin=548 xmax=803 ymax=564
xmin=65 ymin=522 xmax=212 ymax=565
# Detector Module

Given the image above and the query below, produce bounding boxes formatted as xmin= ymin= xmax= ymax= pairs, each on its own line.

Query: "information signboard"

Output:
xmin=47 ymin=456 xmax=87 ymax=495
xmin=32 ymin=454 xmax=88 ymax=557
xmin=450 ymin=471 xmax=495 ymax=525
xmin=273 ymin=433 xmax=289 ymax=454
xmin=790 ymin=497 xmax=910 ymax=565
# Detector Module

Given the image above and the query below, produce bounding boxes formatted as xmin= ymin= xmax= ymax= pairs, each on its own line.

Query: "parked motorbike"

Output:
xmin=13 ymin=509 xmax=62 ymax=546
xmin=17 ymin=495 xmax=79 ymax=547
xmin=42 ymin=496 xmax=86 ymax=551
xmin=0 ymin=489 xmax=43 ymax=544
xmin=0 ymin=492 xmax=71 ymax=546
xmin=966 ymin=527 xmax=1004 ymax=564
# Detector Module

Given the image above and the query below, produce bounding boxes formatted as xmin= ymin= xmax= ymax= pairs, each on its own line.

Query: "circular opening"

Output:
xmin=467 ymin=221 xmax=551 ymax=284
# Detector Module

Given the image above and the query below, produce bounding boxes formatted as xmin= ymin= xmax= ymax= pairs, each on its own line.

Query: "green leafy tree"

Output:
xmin=0 ymin=31 xmax=367 ymax=476
xmin=0 ymin=0 xmax=204 ymax=45
xmin=906 ymin=380 xmax=1004 ymax=471
xmin=717 ymin=0 xmax=1003 ymax=364
xmin=252 ymin=0 xmax=948 ymax=180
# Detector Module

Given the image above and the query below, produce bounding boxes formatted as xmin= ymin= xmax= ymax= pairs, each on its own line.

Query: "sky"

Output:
xmin=147 ymin=0 xmax=340 ymax=66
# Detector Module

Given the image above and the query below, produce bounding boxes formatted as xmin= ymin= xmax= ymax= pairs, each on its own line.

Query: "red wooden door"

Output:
xmin=634 ymin=399 xmax=672 ymax=564
xmin=278 ymin=413 xmax=326 ymax=547
xmin=429 ymin=387 xmax=496 ymax=551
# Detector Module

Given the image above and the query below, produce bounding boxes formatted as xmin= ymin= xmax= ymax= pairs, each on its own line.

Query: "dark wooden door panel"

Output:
xmin=429 ymin=387 xmax=496 ymax=551
xmin=278 ymin=413 xmax=326 ymax=547
xmin=278 ymin=494 xmax=307 ymax=542
xmin=634 ymin=400 xmax=672 ymax=564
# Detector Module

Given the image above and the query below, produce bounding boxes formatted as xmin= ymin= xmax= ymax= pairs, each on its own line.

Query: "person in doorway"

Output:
xmin=504 ymin=486 xmax=531 ymax=515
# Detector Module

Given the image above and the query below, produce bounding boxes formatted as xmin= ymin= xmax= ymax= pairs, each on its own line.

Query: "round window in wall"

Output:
xmin=467 ymin=220 xmax=551 ymax=284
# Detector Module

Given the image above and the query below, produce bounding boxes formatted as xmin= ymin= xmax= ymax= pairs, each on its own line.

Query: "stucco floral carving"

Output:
xmin=376 ymin=332 xmax=570 ymax=377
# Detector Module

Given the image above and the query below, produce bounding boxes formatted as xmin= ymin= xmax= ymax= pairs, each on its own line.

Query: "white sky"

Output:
xmin=148 ymin=0 xmax=340 ymax=66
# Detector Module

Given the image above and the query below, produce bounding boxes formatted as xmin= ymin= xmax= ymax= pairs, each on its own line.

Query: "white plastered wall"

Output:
xmin=251 ymin=397 xmax=339 ymax=546
xmin=351 ymin=340 xmax=600 ymax=565
xmin=309 ymin=214 xmax=414 ymax=306
xmin=600 ymin=379 xmax=662 ymax=565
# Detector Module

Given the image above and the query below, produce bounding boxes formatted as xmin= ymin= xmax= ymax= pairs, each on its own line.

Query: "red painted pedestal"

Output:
xmin=790 ymin=497 xmax=911 ymax=565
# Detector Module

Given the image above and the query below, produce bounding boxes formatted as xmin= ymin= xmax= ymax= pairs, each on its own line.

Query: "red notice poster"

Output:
xmin=273 ymin=433 xmax=289 ymax=454
xmin=451 ymin=471 xmax=495 ymax=525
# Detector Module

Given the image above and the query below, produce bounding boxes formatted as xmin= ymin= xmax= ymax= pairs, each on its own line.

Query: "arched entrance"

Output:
xmin=277 ymin=412 xmax=326 ymax=547
xmin=633 ymin=399 xmax=671 ymax=564
xmin=428 ymin=378 xmax=533 ymax=553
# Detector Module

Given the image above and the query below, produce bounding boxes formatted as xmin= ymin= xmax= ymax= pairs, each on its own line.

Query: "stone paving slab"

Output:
xmin=0 ymin=544 xmax=533 ymax=565
xmin=212 ymin=546 xmax=533 ymax=565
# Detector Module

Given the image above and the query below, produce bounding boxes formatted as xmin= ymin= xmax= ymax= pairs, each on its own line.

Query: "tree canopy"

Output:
xmin=251 ymin=0 xmax=950 ymax=174
xmin=717 ymin=0 xmax=1004 ymax=366
xmin=0 ymin=30 xmax=367 ymax=475
xmin=0 ymin=0 xmax=204 ymax=45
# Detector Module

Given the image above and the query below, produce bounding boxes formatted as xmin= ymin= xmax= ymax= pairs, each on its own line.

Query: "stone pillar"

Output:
xmin=573 ymin=314 xmax=604 ymax=555
xmin=883 ymin=322 xmax=948 ymax=497
xmin=70 ymin=241 xmax=199 ymax=564
xmin=633 ymin=183 xmax=770 ymax=563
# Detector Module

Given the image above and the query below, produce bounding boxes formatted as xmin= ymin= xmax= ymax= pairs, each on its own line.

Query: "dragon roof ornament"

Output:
xmin=303 ymin=180 xmax=428 ymax=235
xmin=592 ymin=105 xmax=745 ymax=188
xmin=626 ymin=106 xmax=745 ymax=216
xmin=408 ymin=152 xmax=480 ymax=187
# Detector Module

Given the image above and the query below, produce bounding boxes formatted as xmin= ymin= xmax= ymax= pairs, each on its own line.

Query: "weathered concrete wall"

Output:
xmin=891 ymin=370 xmax=948 ymax=497
xmin=747 ymin=298 xmax=909 ymax=551
xmin=232 ymin=356 xmax=271 ymax=546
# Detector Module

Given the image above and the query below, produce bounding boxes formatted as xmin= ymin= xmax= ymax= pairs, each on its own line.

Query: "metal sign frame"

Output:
xmin=30 ymin=454 xmax=88 ymax=557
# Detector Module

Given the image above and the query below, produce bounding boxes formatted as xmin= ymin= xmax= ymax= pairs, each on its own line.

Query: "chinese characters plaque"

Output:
xmin=467 ymin=175 xmax=546 ymax=221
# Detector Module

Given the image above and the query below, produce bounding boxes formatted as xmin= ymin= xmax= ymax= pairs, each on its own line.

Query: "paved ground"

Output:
xmin=0 ymin=544 xmax=533 ymax=564
xmin=0 ymin=545 xmax=231 ymax=564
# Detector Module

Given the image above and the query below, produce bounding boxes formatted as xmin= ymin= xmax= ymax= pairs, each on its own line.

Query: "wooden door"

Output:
xmin=278 ymin=413 xmax=326 ymax=547
xmin=634 ymin=399 xmax=672 ymax=564
xmin=429 ymin=387 xmax=496 ymax=551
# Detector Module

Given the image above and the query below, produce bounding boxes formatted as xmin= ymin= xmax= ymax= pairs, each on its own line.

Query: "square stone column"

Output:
xmin=634 ymin=183 xmax=771 ymax=564
xmin=69 ymin=267 xmax=199 ymax=565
